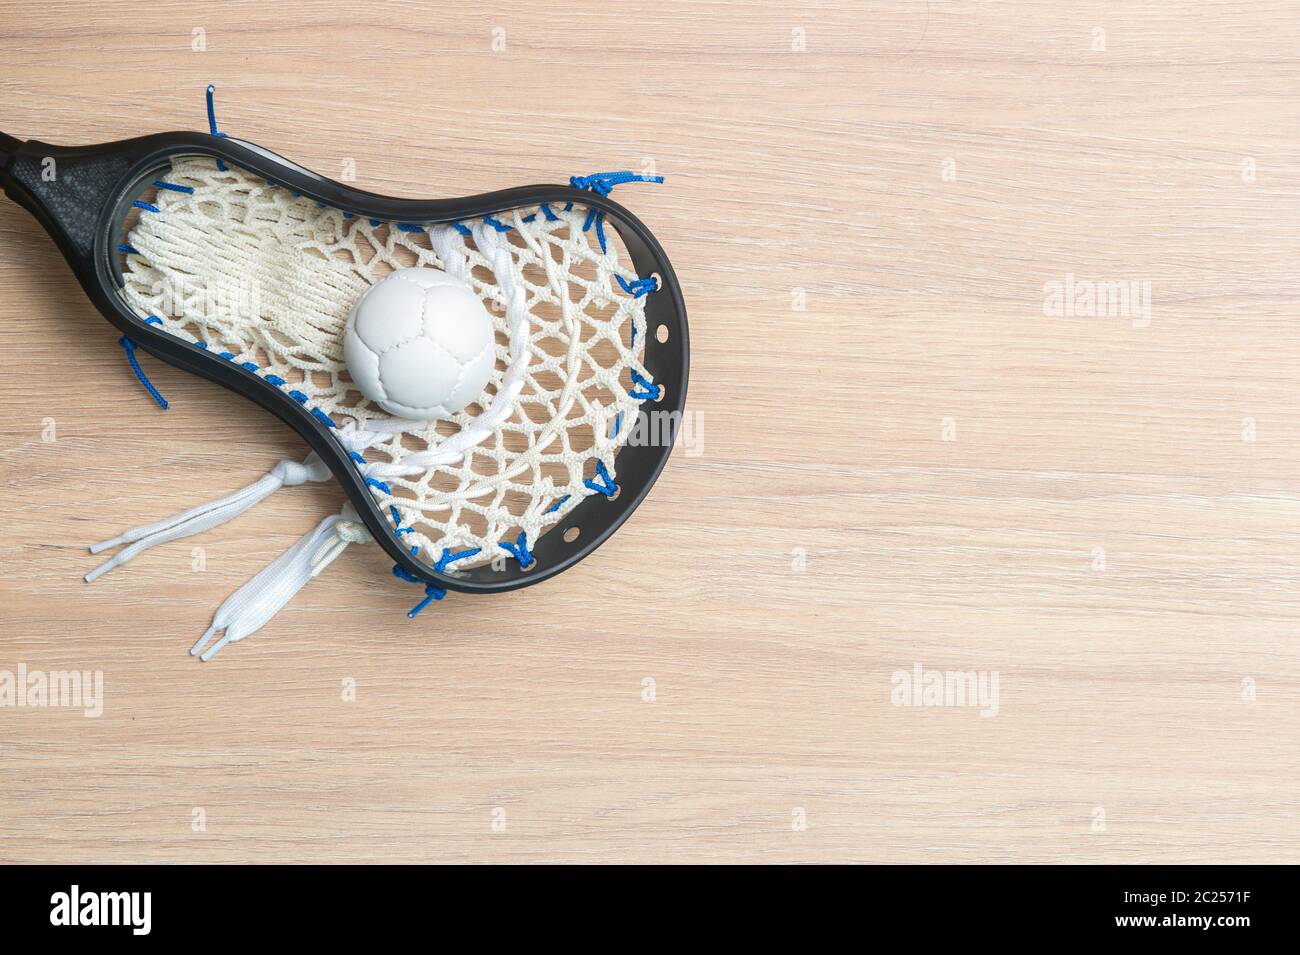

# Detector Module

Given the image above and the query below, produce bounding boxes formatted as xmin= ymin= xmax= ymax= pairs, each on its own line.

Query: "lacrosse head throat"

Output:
xmin=0 ymin=125 xmax=688 ymax=596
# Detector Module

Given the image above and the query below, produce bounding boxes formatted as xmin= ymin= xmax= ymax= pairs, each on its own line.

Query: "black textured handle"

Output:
xmin=2 ymin=139 xmax=143 ymax=271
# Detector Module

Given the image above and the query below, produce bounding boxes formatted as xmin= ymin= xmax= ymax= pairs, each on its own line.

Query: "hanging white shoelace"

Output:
xmin=85 ymin=452 xmax=332 ymax=582
xmin=190 ymin=504 xmax=373 ymax=661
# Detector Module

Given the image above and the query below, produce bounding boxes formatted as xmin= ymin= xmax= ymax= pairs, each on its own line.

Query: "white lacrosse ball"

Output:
xmin=343 ymin=267 xmax=497 ymax=420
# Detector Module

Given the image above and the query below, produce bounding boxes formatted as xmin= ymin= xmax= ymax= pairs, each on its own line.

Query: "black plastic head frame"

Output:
xmin=0 ymin=130 xmax=688 ymax=594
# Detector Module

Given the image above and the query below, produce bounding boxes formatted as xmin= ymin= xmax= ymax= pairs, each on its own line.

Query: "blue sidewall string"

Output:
xmin=206 ymin=85 xmax=227 ymax=171
xmin=118 ymin=337 xmax=168 ymax=410
xmin=569 ymin=170 xmax=665 ymax=257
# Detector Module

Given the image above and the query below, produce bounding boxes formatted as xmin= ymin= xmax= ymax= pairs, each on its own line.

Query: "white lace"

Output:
xmin=85 ymin=453 xmax=331 ymax=582
xmin=189 ymin=505 xmax=372 ymax=661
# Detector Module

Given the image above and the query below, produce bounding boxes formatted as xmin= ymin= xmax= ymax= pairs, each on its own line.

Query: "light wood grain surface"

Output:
xmin=1 ymin=0 xmax=1297 ymax=864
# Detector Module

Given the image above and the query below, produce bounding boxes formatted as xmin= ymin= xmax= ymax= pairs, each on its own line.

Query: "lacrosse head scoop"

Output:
xmin=0 ymin=101 xmax=687 ymax=658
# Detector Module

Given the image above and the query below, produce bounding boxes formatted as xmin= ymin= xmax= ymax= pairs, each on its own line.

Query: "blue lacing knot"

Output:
xmin=434 ymin=547 xmax=481 ymax=573
xmin=569 ymin=170 xmax=664 ymax=253
xmin=498 ymin=532 xmax=535 ymax=568
xmin=117 ymin=337 xmax=168 ymax=410
xmin=118 ymin=242 xmax=139 ymax=255
xmin=390 ymin=545 xmax=476 ymax=618
xmin=583 ymin=460 xmax=618 ymax=497
xmin=482 ymin=215 xmax=512 ymax=232
xmin=390 ymin=551 xmax=447 ymax=618
xmin=206 ymin=85 xmax=228 ymax=170
xmin=569 ymin=171 xmax=664 ymax=197
xmin=406 ymin=584 xmax=446 ymax=618
xmin=545 ymin=494 xmax=570 ymax=514
xmin=389 ymin=505 xmax=415 ymax=536
xmin=616 ymin=274 xmax=658 ymax=298
xmin=628 ymin=369 xmax=661 ymax=401
xmin=132 ymin=200 xmax=160 ymax=214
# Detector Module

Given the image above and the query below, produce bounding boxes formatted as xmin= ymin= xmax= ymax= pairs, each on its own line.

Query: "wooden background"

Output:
xmin=1 ymin=1 xmax=1297 ymax=864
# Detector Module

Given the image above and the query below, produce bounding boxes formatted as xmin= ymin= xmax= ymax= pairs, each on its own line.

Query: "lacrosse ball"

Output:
xmin=344 ymin=267 xmax=496 ymax=420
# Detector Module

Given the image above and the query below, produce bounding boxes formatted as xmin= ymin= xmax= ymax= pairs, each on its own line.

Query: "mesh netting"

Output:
xmin=117 ymin=158 xmax=656 ymax=571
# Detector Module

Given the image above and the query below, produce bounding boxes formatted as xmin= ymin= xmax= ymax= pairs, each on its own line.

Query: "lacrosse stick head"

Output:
xmin=0 ymin=128 xmax=688 ymax=593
